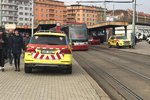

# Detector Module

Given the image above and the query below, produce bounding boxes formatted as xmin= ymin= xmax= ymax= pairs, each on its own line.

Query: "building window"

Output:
xmin=19 ymin=23 xmax=23 ymax=26
xmin=25 ymin=13 xmax=28 ymax=16
xmin=19 ymin=12 xmax=23 ymax=15
xmin=25 ymin=7 xmax=29 ymax=10
xmin=19 ymin=18 xmax=23 ymax=21
xmin=19 ymin=7 xmax=23 ymax=10
xmin=25 ymin=18 xmax=28 ymax=21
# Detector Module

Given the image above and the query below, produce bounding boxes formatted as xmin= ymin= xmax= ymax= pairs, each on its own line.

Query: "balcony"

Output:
xmin=2 ymin=19 xmax=18 ymax=23
xmin=2 ymin=13 xmax=14 ymax=17
xmin=2 ymin=7 xmax=18 ymax=12
xmin=1 ymin=2 xmax=17 ymax=6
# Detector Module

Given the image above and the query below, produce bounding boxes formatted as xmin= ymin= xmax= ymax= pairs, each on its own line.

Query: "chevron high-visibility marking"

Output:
xmin=32 ymin=51 xmax=64 ymax=60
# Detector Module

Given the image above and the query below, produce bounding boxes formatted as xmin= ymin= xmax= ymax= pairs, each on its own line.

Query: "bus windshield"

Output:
xmin=69 ymin=27 xmax=88 ymax=40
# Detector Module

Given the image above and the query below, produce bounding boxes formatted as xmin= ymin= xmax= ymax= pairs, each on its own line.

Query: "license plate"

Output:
xmin=41 ymin=50 xmax=55 ymax=54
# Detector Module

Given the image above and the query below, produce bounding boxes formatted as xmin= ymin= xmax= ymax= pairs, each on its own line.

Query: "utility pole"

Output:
xmin=131 ymin=0 xmax=136 ymax=48
xmin=104 ymin=0 xmax=106 ymax=21
xmin=113 ymin=3 xmax=115 ymax=17
xmin=31 ymin=0 xmax=34 ymax=36
xmin=0 ymin=0 xmax=2 ymax=27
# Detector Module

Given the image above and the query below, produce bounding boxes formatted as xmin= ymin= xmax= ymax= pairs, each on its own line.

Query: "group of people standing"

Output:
xmin=0 ymin=27 xmax=30 ymax=72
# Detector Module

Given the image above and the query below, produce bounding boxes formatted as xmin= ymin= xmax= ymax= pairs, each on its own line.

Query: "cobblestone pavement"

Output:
xmin=0 ymin=58 xmax=110 ymax=100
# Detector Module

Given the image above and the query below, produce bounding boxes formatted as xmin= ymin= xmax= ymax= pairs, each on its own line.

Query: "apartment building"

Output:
xmin=34 ymin=0 xmax=67 ymax=25
xmin=0 ymin=0 xmax=32 ymax=27
xmin=66 ymin=5 xmax=104 ymax=26
xmin=0 ymin=0 xmax=18 ymax=26
xmin=17 ymin=0 xmax=32 ymax=27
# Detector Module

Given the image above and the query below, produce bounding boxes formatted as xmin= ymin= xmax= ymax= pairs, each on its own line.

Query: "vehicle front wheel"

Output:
xmin=108 ymin=43 xmax=111 ymax=48
xmin=65 ymin=65 xmax=72 ymax=74
xmin=116 ymin=43 xmax=120 ymax=48
xmin=24 ymin=64 xmax=32 ymax=73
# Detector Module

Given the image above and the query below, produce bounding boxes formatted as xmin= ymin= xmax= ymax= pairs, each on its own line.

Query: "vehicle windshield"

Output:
xmin=69 ymin=27 xmax=88 ymax=40
xmin=30 ymin=35 xmax=67 ymax=45
xmin=116 ymin=36 xmax=127 ymax=39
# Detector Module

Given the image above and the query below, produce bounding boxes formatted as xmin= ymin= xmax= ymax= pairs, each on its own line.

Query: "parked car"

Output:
xmin=24 ymin=30 xmax=72 ymax=74
xmin=88 ymin=37 xmax=100 ymax=45
xmin=108 ymin=35 xmax=131 ymax=48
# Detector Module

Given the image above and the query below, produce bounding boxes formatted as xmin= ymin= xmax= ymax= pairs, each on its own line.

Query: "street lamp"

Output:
xmin=31 ymin=0 xmax=34 ymax=36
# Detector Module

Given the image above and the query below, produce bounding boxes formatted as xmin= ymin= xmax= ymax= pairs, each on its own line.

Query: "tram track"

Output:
xmin=90 ymin=46 xmax=150 ymax=68
xmin=89 ymin=46 xmax=150 ymax=79
xmin=74 ymin=52 xmax=144 ymax=100
xmin=73 ymin=47 xmax=150 ymax=100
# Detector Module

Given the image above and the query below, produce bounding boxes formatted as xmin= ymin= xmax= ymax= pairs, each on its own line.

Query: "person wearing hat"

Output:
xmin=0 ymin=28 xmax=8 ymax=72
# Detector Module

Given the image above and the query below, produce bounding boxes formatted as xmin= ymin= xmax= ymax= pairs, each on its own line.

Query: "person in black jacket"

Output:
xmin=8 ymin=30 xmax=14 ymax=66
xmin=12 ymin=30 xmax=24 ymax=71
xmin=0 ymin=28 xmax=8 ymax=72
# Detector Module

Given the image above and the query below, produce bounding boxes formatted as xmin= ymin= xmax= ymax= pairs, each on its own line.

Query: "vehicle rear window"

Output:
xmin=116 ymin=36 xmax=127 ymax=39
xmin=30 ymin=35 xmax=67 ymax=45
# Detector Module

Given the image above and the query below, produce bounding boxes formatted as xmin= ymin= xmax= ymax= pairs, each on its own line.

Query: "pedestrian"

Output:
xmin=8 ymin=30 xmax=14 ymax=66
xmin=24 ymin=33 xmax=30 ymax=48
xmin=135 ymin=36 xmax=137 ymax=45
xmin=12 ymin=30 xmax=24 ymax=71
xmin=0 ymin=28 xmax=8 ymax=72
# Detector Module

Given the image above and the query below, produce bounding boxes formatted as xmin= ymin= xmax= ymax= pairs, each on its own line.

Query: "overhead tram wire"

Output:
xmin=77 ymin=0 xmax=133 ymax=4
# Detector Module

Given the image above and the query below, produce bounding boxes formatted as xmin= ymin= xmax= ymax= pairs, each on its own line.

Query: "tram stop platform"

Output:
xmin=0 ymin=58 xmax=110 ymax=100
xmin=92 ymin=41 xmax=150 ymax=56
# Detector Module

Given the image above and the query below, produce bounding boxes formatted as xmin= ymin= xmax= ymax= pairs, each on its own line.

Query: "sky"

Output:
xmin=60 ymin=0 xmax=150 ymax=14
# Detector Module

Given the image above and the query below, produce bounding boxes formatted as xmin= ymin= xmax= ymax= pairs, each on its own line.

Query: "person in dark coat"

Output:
xmin=0 ymin=28 xmax=8 ymax=72
xmin=135 ymin=36 xmax=138 ymax=45
xmin=8 ymin=30 xmax=14 ymax=66
xmin=12 ymin=30 xmax=24 ymax=71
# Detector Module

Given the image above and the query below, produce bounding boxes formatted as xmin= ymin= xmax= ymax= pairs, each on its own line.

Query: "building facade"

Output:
xmin=17 ymin=0 xmax=32 ymax=27
xmin=0 ymin=0 xmax=18 ymax=26
xmin=0 ymin=0 xmax=32 ymax=27
xmin=66 ymin=5 xmax=104 ymax=26
xmin=34 ymin=0 xmax=67 ymax=25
